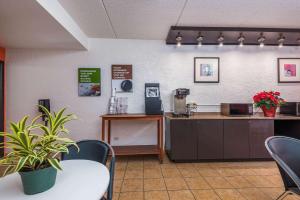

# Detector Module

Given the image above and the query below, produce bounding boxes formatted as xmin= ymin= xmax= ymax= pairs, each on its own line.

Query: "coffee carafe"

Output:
xmin=173 ymin=88 xmax=190 ymax=116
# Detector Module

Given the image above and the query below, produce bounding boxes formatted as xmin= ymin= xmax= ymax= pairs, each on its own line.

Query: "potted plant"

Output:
xmin=253 ymin=91 xmax=285 ymax=117
xmin=0 ymin=106 xmax=78 ymax=195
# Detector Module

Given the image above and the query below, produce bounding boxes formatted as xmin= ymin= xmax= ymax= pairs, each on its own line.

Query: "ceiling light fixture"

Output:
xmin=237 ymin=32 xmax=245 ymax=47
xmin=217 ymin=32 xmax=224 ymax=47
xmin=175 ymin=32 xmax=182 ymax=47
xmin=278 ymin=33 xmax=285 ymax=48
xmin=258 ymin=32 xmax=266 ymax=47
xmin=196 ymin=32 xmax=204 ymax=47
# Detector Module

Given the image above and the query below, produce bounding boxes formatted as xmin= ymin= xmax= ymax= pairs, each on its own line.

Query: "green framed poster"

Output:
xmin=78 ymin=68 xmax=101 ymax=96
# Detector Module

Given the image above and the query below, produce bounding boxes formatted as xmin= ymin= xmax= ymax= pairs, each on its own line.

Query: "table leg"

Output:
xmin=108 ymin=120 xmax=111 ymax=144
xmin=159 ymin=118 xmax=164 ymax=163
xmin=102 ymin=118 xmax=105 ymax=141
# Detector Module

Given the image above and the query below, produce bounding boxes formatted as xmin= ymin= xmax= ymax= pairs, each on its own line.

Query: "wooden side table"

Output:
xmin=100 ymin=114 xmax=164 ymax=162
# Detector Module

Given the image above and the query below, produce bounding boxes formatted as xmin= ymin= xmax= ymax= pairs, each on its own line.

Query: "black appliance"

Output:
xmin=280 ymin=102 xmax=300 ymax=116
xmin=221 ymin=103 xmax=253 ymax=116
xmin=0 ymin=61 xmax=4 ymax=157
xmin=145 ymin=83 xmax=163 ymax=115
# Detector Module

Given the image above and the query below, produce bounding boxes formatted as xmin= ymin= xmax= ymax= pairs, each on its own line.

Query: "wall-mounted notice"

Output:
xmin=112 ymin=65 xmax=133 ymax=93
xmin=78 ymin=68 xmax=101 ymax=96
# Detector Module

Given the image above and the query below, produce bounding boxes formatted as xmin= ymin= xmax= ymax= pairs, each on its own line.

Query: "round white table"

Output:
xmin=0 ymin=160 xmax=110 ymax=200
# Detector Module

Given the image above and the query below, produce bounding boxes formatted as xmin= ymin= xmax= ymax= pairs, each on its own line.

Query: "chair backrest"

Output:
xmin=265 ymin=136 xmax=300 ymax=189
xmin=61 ymin=140 xmax=115 ymax=200
xmin=61 ymin=140 xmax=110 ymax=164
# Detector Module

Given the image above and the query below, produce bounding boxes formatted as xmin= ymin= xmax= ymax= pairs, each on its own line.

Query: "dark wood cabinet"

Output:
xmin=167 ymin=120 xmax=198 ymax=160
xmin=249 ymin=120 xmax=274 ymax=158
xmin=224 ymin=120 xmax=250 ymax=159
xmin=197 ymin=120 xmax=223 ymax=159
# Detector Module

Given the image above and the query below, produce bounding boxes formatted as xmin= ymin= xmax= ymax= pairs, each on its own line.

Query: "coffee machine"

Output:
xmin=172 ymin=88 xmax=190 ymax=116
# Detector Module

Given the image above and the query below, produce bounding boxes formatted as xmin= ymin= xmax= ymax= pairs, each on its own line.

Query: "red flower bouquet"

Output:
xmin=253 ymin=91 xmax=285 ymax=117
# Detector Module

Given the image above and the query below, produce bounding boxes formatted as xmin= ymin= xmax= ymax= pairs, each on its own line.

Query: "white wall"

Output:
xmin=6 ymin=38 xmax=300 ymax=145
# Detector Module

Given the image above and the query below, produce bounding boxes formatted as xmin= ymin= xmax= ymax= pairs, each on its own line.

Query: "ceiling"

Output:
xmin=1 ymin=0 xmax=300 ymax=49
xmin=59 ymin=0 xmax=300 ymax=40
xmin=0 ymin=0 xmax=86 ymax=49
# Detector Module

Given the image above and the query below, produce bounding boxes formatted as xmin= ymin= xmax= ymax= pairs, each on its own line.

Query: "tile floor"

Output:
xmin=111 ymin=155 xmax=300 ymax=200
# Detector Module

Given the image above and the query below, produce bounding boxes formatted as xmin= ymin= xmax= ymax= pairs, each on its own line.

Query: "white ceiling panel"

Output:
xmin=58 ymin=0 xmax=115 ymax=38
xmin=103 ymin=0 xmax=186 ymax=39
xmin=179 ymin=0 xmax=300 ymax=28
xmin=0 ymin=0 xmax=86 ymax=49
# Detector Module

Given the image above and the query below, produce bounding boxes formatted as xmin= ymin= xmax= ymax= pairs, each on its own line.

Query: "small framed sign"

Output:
xmin=194 ymin=57 xmax=219 ymax=83
xmin=78 ymin=68 xmax=101 ymax=96
xmin=278 ymin=58 xmax=300 ymax=83
xmin=112 ymin=65 xmax=133 ymax=93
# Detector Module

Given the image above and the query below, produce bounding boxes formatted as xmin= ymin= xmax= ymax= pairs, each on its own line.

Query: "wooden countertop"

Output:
xmin=165 ymin=112 xmax=300 ymax=120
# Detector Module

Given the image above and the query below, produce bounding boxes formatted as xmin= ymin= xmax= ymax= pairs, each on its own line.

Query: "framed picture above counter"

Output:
xmin=278 ymin=58 xmax=300 ymax=83
xmin=194 ymin=57 xmax=219 ymax=83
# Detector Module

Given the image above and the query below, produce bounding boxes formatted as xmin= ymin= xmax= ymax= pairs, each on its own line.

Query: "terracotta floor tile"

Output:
xmin=216 ymin=168 xmax=239 ymax=177
xmin=198 ymin=168 xmax=221 ymax=177
xmin=115 ymin=162 xmax=128 ymax=170
xmin=144 ymin=160 xmax=161 ymax=169
xmin=127 ymin=161 xmax=143 ymax=169
xmin=259 ymin=187 xmax=285 ymax=199
xmin=144 ymin=168 xmax=162 ymax=178
xmin=119 ymin=192 xmax=143 ymax=200
xmin=124 ymin=168 xmax=143 ymax=179
xmin=204 ymin=177 xmax=234 ymax=189
xmin=115 ymin=169 xmax=126 ymax=180
xmin=145 ymin=191 xmax=169 ymax=200
xmin=113 ymin=192 xmax=120 ymax=200
xmin=238 ymin=188 xmax=272 ymax=200
xmin=162 ymin=168 xmax=181 ymax=178
xmin=164 ymin=177 xmax=188 ymax=190
xmin=168 ymin=190 xmax=195 ymax=200
xmin=114 ymin=179 xmax=123 ymax=192
xmin=215 ymin=189 xmax=246 ymax=200
xmin=192 ymin=189 xmax=220 ymax=200
xmin=179 ymin=168 xmax=201 ymax=178
xmin=194 ymin=163 xmax=211 ymax=169
xmin=234 ymin=168 xmax=256 ymax=176
xmin=185 ymin=177 xmax=211 ymax=190
xmin=144 ymin=178 xmax=166 ymax=191
xmin=243 ymin=176 xmax=274 ymax=188
xmin=176 ymin=163 xmax=197 ymax=169
xmin=225 ymin=176 xmax=253 ymax=188
xmin=264 ymin=175 xmax=284 ymax=187
xmin=252 ymin=168 xmax=278 ymax=176
xmin=121 ymin=179 xmax=143 ymax=192
xmin=161 ymin=163 xmax=177 ymax=169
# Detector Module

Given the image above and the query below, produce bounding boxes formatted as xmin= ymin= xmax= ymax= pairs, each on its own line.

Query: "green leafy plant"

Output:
xmin=0 ymin=106 xmax=79 ymax=176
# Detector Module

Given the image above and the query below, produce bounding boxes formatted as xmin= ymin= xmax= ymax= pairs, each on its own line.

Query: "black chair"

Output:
xmin=265 ymin=136 xmax=300 ymax=200
xmin=61 ymin=140 xmax=115 ymax=200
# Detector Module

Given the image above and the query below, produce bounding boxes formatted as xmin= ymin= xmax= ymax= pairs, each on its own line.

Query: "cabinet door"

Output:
xmin=170 ymin=120 xmax=197 ymax=160
xmin=224 ymin=120 xmax=250 ymax=159
xmin=249 ymin=120 xmax=274 ymax=159
xmin=197 ymin=120 xmax=223 ymax=159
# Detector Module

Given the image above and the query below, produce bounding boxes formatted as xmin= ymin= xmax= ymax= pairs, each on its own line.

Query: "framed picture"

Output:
xmin=194 ymin=57 xmax=219 ymax=83
xmin=112 ymin=65 xmax=133 ymax=93
xmin=78 ymin=68 xmax=101 ymax=96
xmin=278 ymin=58 xmax=300 ymax=83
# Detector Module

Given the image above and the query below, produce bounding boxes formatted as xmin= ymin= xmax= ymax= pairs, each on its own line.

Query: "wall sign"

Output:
xmin=194 ymin=57 xmax=220 ymax=83
xmin=278 ymin=58 xmax=300 ymax=83
xmin=78 ymin=68 xmax=101 ymax=96
xmin=112 ymin=65 xmax=133 ymax=93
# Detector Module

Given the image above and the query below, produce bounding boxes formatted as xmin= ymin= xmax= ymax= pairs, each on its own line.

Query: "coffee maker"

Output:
xmin=172 ymin=88 xmax=190 ymax=116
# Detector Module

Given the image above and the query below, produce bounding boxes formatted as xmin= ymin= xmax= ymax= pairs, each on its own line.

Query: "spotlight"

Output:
xmin=278 ymin=33 xmax=285 ymax=48
xmin=257 ymin=32 xmax=266 ymax=48
xmin=237 ymin=32 xmax=245 ymax=47
xmin=217 ymin=32 xmax=224 ymax=47
xmin=197 ymin=32 xmax=204 ymax=47
xmin=175 ymin=32 xmax=182 ymax=47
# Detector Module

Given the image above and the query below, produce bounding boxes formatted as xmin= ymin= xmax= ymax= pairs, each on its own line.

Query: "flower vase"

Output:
xmin=261 ymin=106 xmax=277 ymax=117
